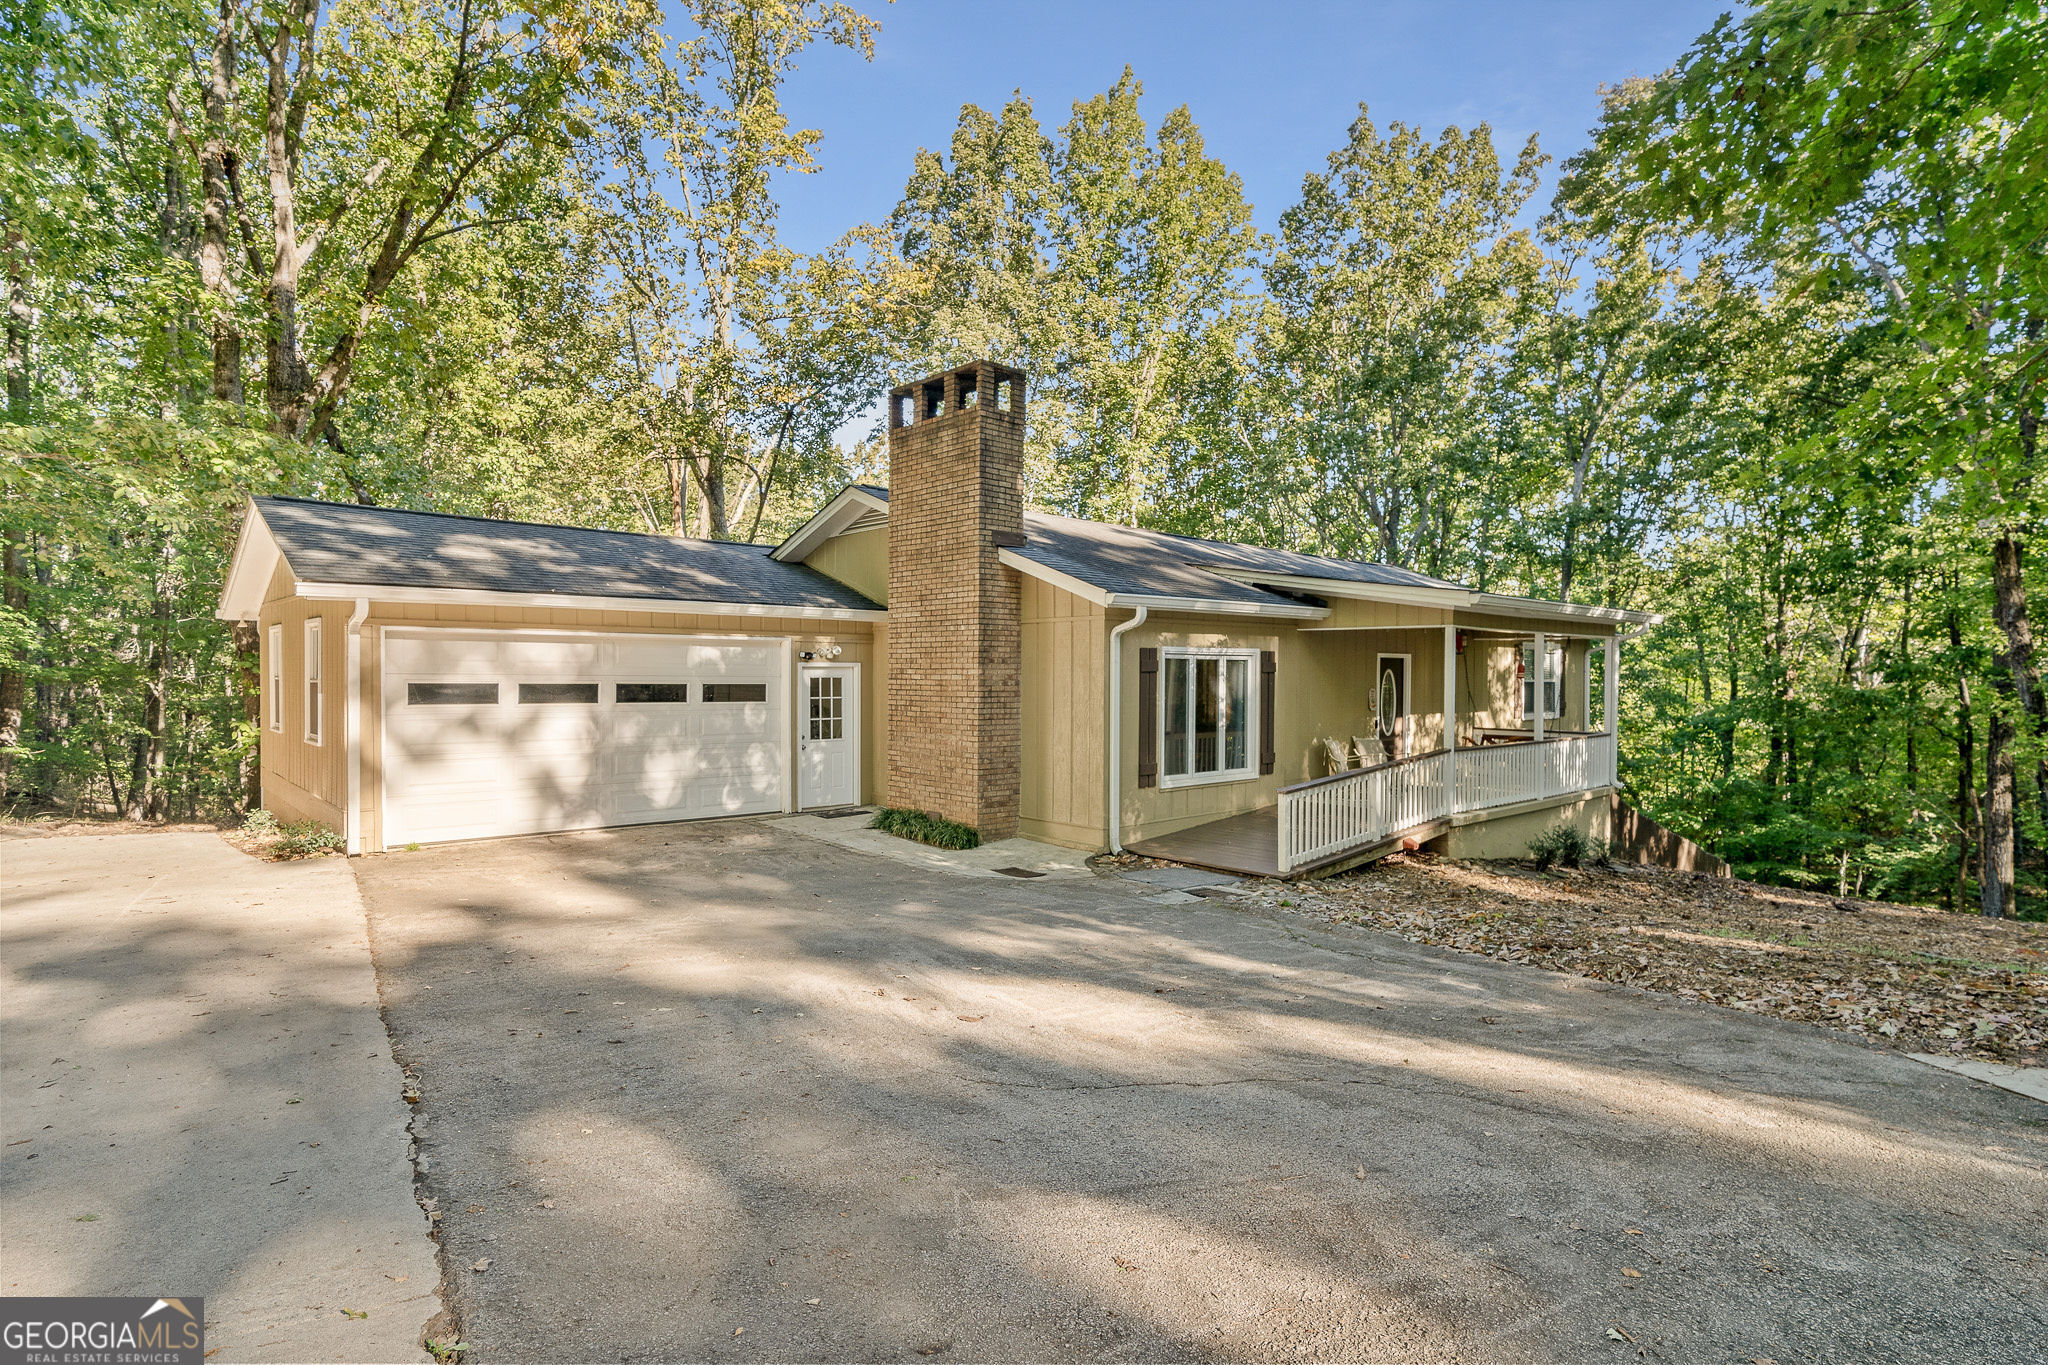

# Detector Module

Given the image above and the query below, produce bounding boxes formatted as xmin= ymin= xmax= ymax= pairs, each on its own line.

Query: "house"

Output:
xmin=217 ymin=360 xmax=1670 ymax=876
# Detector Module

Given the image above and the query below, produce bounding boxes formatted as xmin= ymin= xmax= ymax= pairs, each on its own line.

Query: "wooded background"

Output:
xmin=2 ymin=0 xmax=2042 ymax=915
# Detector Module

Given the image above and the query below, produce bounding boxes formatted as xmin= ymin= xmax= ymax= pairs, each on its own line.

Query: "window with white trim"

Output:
xmin=304 ymin=619 xmax=323 ymax=745
xmin=1160 ymin=648 xmax=1257 ymax=785
xmin=1521 ymin=643 xmax=1564 ymax=720
xmin=267 ymin=625 xmax=283 ymax=732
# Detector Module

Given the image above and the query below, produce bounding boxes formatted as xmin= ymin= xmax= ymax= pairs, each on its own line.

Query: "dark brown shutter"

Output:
xmin=1259 ymin=650 xmax=1277 ymax=775
xmin=1137 ymin=647 xmax=1159 ymax=789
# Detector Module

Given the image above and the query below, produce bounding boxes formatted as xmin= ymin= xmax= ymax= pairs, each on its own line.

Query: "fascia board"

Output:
xmin=1204 ymin=568 xmax=1474 ymax=610
xmin=770 ymin=486 xmax=889 ymax=563
xmin=214 ymin=502 xmax=284 ymax=622
xmin=1470 ymin=593 xmax=1660 ymax=626
xmin=996 ymin=550 xmax=1326 ymax=619
xmin=293 ymin=582 xmax=888 ymax=622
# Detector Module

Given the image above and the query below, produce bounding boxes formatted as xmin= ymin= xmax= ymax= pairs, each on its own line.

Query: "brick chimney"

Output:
xmin=885 ymin=360 xmax=1027 ymax=839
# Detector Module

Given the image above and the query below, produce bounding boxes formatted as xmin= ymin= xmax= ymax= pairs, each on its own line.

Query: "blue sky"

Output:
xmin=768 ymin=0 xmax=1743 ymax=252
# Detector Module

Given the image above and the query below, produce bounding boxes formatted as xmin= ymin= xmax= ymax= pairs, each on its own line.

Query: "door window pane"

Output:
xmin=702 ymin=682 xmax=767 ymax=703
xmin=519 ymin=682 xmax=599 ymax=704
xmin=617 ymin=683 xmax=687 ymax=703
xmin=1162 ymin=658 xmax=1189 ymax=777
xmin=808 ymin=675 xmax=842 ymax=740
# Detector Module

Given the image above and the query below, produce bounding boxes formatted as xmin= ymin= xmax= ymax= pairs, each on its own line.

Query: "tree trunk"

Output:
xmin=233 ymin=619 xmax=262 ymax=810
xmin=4 ymin=226 xmax=27 ymax=418
xmin=1982 ymin=698 xmax=2014 ymax=918
xmin=1990 ymin=530 xmax=2037 ymax=915
xmin=1950 ymin=600 xmax=1980 ymax=911
xmin=0 ymin=539 xmax=23 ymax=798
xmin=199 ymin=0 xmax=243 ymax=405
xmin=260 ymin=0 xmax=316 ymax=435
xmin=125 ymin=583 xmax=171 ymax=821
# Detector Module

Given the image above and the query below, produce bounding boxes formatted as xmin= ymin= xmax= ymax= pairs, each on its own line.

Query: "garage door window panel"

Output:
xmin=519 ymin=682 xmax=600 ymax=704
xmin=702 ymin=682 xmax=768 ymax=703
xmin=408 ymin=682 xmax=500 ymax=705
xmin=617 ymin=683 xmax=688 ymax=703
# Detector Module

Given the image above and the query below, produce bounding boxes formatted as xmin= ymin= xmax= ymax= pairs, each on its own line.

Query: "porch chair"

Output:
xmin=1320 ymin=736 xmax=1355 ymax=776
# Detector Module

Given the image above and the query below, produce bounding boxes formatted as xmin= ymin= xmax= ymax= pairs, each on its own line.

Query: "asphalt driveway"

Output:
xmin=354 ymin=817 xmax=2047 ymax=1363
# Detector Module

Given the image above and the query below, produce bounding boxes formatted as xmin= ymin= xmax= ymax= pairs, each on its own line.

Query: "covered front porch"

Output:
xmin=1127 ymin=618 xmax=1624 ymax=877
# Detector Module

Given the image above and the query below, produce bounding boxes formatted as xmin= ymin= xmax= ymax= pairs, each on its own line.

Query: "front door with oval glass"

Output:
xmin=1375 ymin=653 xmax=1409 ymax=758
xmin=798 ymin=664 xmax=860 ymax=809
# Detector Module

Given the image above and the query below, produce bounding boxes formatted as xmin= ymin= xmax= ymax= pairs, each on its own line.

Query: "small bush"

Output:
xmin=241 ymin=809 xmax=344 ymax=859
xmin=1529 ymin=823 xmax=1607 ymax=871
xmin=871 ymin=806 xmax=981 ymax=850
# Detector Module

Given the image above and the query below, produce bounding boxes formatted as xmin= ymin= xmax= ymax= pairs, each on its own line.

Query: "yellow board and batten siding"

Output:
xmin=1017 ymin=575 xmax=1107 ymax=849
xmin=256 ymin=561 xmax=886 ymax=854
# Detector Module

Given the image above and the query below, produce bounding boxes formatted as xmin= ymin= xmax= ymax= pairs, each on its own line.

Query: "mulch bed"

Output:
xmin=1243 ymin=853 xmax=2046 ymax=1067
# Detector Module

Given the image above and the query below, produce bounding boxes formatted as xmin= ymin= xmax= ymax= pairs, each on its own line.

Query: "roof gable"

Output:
xmin=218 ymin=497 xmax=882 ymax=620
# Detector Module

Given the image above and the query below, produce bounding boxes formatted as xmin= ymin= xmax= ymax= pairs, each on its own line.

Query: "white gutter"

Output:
xmin=343 ymin=596 xmax=369 ymax=855
xmin=1106 ymin=606 xmax=1148 ymax=854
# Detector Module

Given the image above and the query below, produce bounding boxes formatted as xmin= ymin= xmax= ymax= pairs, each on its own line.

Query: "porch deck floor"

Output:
xmin=1126 ymin=807 xmax=1284 ymax=878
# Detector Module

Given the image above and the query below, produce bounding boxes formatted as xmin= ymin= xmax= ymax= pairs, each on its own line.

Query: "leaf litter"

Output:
xmin=1255 ymin=853 xmax=2044 ymax=1065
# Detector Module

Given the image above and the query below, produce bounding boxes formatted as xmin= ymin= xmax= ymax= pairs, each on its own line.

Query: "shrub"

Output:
xmin=871 ymin=806 xmax=980 ymax=850
xmin=272 ymin=819 xmax=345 ymax=859
xmin=241 ymin=809 xmax=281 ymax=837
xmin=1529 ymin=823 xmax=1607 ymax=871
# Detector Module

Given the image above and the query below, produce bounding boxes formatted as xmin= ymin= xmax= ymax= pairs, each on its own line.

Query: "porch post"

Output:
xmin=1442 ymin=623 xmax=1457 ymax=813
xmin=1606 ymin=629 xmax=1621 ymax=783
xmin=1532 ymin=631 xmax=1546 ymax=744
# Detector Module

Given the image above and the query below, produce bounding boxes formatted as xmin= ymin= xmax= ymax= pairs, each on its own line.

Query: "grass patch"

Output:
xmin=871 ymin=807 xmax=980 ymax=850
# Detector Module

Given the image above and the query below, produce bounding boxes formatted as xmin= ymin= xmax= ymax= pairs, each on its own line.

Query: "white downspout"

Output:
xmin=1106 ymin=605 xmax=1148 ymax=854
xmin=344 ymin=597 xmax=369 ymax=856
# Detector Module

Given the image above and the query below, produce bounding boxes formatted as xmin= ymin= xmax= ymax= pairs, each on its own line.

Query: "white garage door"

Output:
xmin=381 ymin=631 xmax=786 ymax=845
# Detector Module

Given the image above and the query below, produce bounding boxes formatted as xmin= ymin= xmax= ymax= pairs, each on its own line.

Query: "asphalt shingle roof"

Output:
xmin=256 ymin=496 xmax=882 ymax=611
xmin=856 ymin=486 xmax=1464 ymax=602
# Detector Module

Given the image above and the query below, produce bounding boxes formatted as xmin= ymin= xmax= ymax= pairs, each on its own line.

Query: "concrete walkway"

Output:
xmin=0 ymin=832 xmax=440 ymax=1363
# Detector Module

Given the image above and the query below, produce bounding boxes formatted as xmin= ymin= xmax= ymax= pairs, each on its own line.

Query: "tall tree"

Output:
xmin=1580 ymin=0 xmax=2048 ymax=913
xmin=1260 ymin=108 xmax=1543 ymax=571
xmin=580 ymin=0 xmax=879 ymax=539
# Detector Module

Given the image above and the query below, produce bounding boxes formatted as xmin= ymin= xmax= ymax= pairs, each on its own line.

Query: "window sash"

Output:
xmin=1160 ymin=649 xmax=1256 ymax=785
xmin=267 ymin=625 xmax=282 ymax=732
xmin=1521 ymin=645 xmax=1564 ymax=720
xmin=304 ymin=621 xmax=322 ymax=744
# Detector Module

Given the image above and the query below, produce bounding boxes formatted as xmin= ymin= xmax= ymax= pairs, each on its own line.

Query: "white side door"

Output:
xmin=797 ymin=664 xmax=859 ymax=810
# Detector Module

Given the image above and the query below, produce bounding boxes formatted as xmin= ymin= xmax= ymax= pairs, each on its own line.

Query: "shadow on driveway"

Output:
xmin=354 ymin=818 xmax=2047 ymax=1363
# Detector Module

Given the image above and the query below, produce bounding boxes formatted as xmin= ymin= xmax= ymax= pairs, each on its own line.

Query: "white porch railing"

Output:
xmin=1277 ymin=732 xmax=1616 ymax=873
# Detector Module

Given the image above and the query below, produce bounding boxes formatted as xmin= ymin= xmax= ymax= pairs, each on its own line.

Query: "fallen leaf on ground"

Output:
xmin=1622 ymin=1268 xmax=1642 ymax=1278
xmin=1255 ymin=855 xmax=2045 ymax=1065
xmin=471 ymin=1259 xmax=490 ymax=1273
xmin=956 ymin=1015 xmax=984 ymax=1022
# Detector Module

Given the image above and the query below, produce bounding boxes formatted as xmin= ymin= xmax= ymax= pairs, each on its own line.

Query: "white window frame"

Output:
xmin=267 ymin=624 xmax=283 ymax=732
xmin=304 ymin=618 xmax=323 ymax=745
xmin=1521 ymin=643 xmax=1565 ymax=721
xmin=1158 ymin=646 xmax=1261 ymax=790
